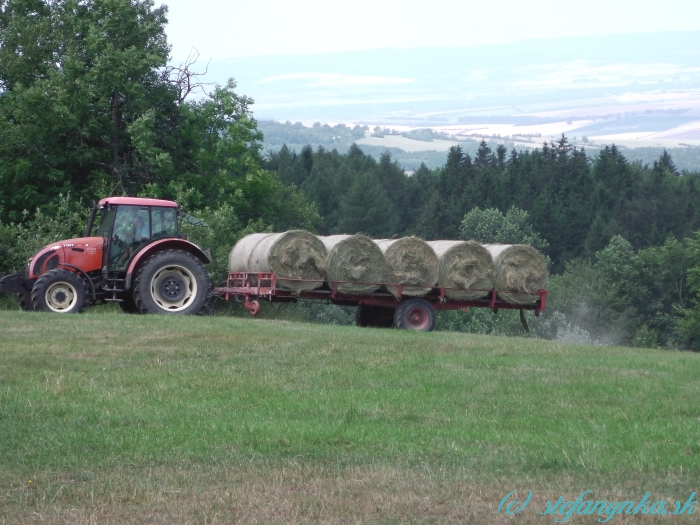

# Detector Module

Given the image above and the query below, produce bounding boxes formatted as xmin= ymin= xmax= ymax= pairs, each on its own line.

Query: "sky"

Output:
xmin=161 ymin=0 xmax=700 ymax=60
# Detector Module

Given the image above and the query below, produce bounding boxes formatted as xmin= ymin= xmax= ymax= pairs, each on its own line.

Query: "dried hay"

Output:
xmin=319 ymin=235 xmax=387 ymax=294
xmin=229 ymin=231 xmax=327 ymax=291
xmin=375 ymin=237 xmax=439 ymax=298
xmin=428 ymin=240 xmax=494 ymax=300
xmin=485 ymin=244 xmax=548 ymax=304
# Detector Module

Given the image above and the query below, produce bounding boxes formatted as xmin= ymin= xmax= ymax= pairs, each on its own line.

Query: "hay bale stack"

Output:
xmin=228 ymin=231 xmax=327 ymax=291
xmin=319 ymin=235 xmax=387 ymax=294
xmin=485 ymin=244 xmax=548 ymax=304
xmin=427 ymin=240 xmax=494 ymax=300
xmin=375 ymin=237 xmax=439 ymax=298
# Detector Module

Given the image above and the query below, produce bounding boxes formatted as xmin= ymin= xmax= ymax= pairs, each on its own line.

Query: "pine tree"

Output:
xmin=335 ymin=171 xmax=400 ymax=237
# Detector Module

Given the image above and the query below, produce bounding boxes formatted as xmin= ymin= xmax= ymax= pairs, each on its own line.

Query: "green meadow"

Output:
xmin=0 ymin=310 xmax=698 ymax=524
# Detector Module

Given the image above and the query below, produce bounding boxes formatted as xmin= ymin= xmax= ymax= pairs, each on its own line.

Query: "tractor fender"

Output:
xmin=124 ymin=239 xmax=211 ymax=291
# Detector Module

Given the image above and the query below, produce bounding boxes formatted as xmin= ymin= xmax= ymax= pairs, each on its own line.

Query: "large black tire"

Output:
xmin=31 ymin=268 xmax=88 ymax=314
xmin=355 ymin=305 xmax=395 ymax=328
xmin=119 ymin=293 xmax=140 ymax=314
xmin=393 ymin=298 xmax=436 ymax=332
xmin=17 ymin=291 xmax=34 ymax=311
xmin=133 ymin=249 xmax=211 ymax=315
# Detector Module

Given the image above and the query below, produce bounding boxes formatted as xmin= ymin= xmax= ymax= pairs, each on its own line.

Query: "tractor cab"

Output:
xmin=91 ymin=197 xmax=180 ymax=271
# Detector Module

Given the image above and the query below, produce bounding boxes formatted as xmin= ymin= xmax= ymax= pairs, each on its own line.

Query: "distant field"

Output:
xmin=1 ymin=311 xmax=699 ymax=524
xmin=356 ymin=135 xmax=465 ymax=152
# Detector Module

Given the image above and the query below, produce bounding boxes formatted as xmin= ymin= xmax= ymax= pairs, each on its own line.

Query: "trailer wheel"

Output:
xmin=355 ymin=305 xmax=395 ymax=328
xmin=394 ymin=298 xmax=436 ymax=331
xmin=133 ymin=249 xmax=211 ymax=315
xmin=18 ymin=291 xmax=34 ymax=311
xmin=355 ymin=305 xmax=371 ymax=327
xmin=31 ymin=268 xmax=88 ymax=314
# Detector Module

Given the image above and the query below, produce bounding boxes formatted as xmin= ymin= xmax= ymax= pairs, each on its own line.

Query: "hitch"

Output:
xmin=0 ymin=273 xmax=32 ymax=294
xmin=243 ymin=296 xmax=260 ymax=316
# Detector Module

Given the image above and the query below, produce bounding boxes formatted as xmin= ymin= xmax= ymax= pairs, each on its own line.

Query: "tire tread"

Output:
xmin=133 ymin=249 xmax=211 ymax=315
xmin=30 ymin=268 xmax=88 ymax=314
xmin=393 ymin=298 xmax=436 ymax=331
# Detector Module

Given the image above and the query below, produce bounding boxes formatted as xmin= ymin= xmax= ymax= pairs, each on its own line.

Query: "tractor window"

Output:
xmin=96 ymin=207 xmax=116 ymax=238
xmin=151 ymin=207 xmax=178 ymax=239
xmin=109 ymin=206 xmax=151 ymax=271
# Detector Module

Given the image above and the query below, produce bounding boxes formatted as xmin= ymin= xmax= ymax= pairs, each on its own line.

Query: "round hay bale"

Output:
xmin=485 ymin=244 xmax=548 ymax=304
xmin=319 ymin=235 xmax=387 ymax=294
xmin=427 ymin=240 xmax=494 ymax=300
xmin=228 ymin=231 xmax=327 ymax=291
xmin=375 ymin=237 xmax=439 ymax=298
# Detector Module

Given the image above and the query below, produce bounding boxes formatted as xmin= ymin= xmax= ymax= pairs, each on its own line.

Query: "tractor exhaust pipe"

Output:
xmin=84 ymin=200 xmax=97 ymax=237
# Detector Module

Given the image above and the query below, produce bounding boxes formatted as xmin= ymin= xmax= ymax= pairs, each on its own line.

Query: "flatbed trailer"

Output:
xmin=213 ymin=272 xmax=547 ymax=332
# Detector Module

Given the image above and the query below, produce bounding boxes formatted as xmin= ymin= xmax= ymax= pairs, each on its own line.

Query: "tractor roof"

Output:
xmin=97 ymin=197 xmax=178 ymax=208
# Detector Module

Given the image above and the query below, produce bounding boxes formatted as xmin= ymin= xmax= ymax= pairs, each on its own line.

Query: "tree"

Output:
xmin=654 ymin=149 xmax=679 ymax=176
xmin=415 ymin=146 xmax=471 ymax=239
xmin=677 ymin=232 xmax=700 ymax=350
xmin=335 ymin=170 xmax=400 ymax=238
xmin=0 ymin=0 xmax=174 ymax=221
xmin=459 ymin=206 xmax=549 ymax=254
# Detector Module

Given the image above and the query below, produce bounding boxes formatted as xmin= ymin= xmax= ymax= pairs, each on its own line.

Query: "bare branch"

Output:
xmin=165 ymin=48 xmax=213 ymax=104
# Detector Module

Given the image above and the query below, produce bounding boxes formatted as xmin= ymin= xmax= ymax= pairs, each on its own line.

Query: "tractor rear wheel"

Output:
xmin=31 ymin=268 xmax=88 ymax=314
xmin=119 ymin=294 xmax=139 ymax=314
xmin=393 ymin=298 xmax=436 ymax=332
xmin=133 ymin=249 xmax=211 ymax=315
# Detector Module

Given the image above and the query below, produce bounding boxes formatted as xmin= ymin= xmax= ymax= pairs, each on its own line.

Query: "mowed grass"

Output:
xmin=1 ymin=310 xmax=699 ymax=524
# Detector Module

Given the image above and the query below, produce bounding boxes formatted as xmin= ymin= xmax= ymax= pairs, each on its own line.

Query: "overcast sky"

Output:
xmin=161 ymin=0 xmax=700 ymax=60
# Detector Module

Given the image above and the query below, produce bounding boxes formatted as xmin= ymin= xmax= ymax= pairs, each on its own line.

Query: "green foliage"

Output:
xmin=436 ymin=308 xmax=525 ymax=337
xmin=179 ymin=204 xmax=247 ymax=286
xmin=540 ymin=259 xmax=611 ymax=343
xmin=0 ymin=0 xmax=174 ymax=222
xmin=0 ymin=194 xmax=88 ymax=274
xmin=531 ymin=235 xmax=696 ymax=348
xmin=264 ymin=145 xmax=413 ymax=236
xmin=0 ymin=0 xmax=317 ymax=241
xmin=258 ymin=120 xmax=367 ymax=150
xmin=336 ymin=170 xmax=400 ymax=237
xmin=676 ymin=232 xmax=700 ymax=350
xmin=459 ymin=206 xmax=550 ymax=252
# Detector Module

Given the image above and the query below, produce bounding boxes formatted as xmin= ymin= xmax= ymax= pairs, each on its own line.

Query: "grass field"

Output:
xmin=1 ymin=310 xmax=699 ymax=524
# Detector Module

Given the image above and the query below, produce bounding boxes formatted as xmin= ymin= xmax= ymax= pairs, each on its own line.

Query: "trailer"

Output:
xmin=213 ymin=272 xmax=547 ymax=332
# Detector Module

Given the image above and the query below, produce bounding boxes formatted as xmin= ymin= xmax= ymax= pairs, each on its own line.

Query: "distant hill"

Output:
xmin=257 ymin=121 xmax=700 ymax=172
xmin=206 ymin=32 xmax=700 ymax=124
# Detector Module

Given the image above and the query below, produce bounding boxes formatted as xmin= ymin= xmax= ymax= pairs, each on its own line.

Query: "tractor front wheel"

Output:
xmin=133 ymin=249 xmax=211 ymax=315
xmin=31 ymin=269 xmax=88 ymax=314
xmin=18 ymin=291 xmax=34 ymax=311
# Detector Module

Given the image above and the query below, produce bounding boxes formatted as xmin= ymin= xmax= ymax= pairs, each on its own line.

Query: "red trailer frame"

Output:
xmin=213 ymin=272 xmax=547 ymax=326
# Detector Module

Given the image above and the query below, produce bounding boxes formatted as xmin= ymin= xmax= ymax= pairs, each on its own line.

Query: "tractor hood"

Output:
xmin=28 ymin=237 xmax=104 ymax=278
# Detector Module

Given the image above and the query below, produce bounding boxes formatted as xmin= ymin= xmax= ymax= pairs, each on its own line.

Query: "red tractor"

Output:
xmin=0 ymin=197 xmax=211 ymax=315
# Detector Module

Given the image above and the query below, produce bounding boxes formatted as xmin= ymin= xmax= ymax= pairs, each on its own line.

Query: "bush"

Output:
xmin=0 ymin=194 xmax=88 ymax=275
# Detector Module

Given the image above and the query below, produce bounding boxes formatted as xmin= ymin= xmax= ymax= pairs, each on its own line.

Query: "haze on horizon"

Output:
xmin=161 ymin=0 xmax=700 ymax=60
